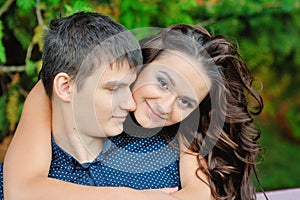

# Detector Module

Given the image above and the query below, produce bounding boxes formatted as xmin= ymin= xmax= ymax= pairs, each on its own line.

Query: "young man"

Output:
xmin=39 ymin=12 xmax=139 ymax=165
xmin=2 ymin=12 xmax=178 ymax=200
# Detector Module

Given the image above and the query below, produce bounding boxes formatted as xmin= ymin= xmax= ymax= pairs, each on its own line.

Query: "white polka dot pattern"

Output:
xmin=0 ymin=133 xmax=181 ymax=199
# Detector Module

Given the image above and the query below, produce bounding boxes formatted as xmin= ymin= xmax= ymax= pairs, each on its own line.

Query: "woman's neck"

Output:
xmin=123 ymin=112 xmax=164 ymax=138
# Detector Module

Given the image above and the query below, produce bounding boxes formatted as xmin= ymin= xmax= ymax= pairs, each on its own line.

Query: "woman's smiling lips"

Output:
xmin=145 ymin=101 xmax=166 ymax=121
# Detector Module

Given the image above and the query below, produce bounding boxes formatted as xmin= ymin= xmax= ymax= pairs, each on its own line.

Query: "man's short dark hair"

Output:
xmin=40 ymin=12 xmax=142 ymax=97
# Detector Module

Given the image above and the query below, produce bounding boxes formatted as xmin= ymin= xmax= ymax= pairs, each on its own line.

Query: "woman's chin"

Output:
xmin=134 ymin=110 xmax=170 ymax=128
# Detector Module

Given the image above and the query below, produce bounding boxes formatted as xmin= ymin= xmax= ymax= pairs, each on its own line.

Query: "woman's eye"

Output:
xmin=178 ymin=98 xmax=192 ymax=108
xmin=158 ymin=78 xmax=169 ymax=90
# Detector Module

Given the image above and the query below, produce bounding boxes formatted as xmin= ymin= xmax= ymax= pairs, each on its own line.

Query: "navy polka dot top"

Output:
xmin=0 ymin=119 xmax=181 ymax=199
xmin=48 ymin=129 xmax=181 ymax=189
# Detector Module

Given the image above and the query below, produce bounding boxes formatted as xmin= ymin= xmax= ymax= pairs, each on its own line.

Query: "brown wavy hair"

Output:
xmin=140 ymin=24 xmax=264 ymax=200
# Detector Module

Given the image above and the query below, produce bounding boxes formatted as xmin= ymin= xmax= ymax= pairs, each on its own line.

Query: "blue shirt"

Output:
xmin=49 ymin=131 xmax=180 ymax=188
xmin=0 ymin=127 xmax=180 ymax=199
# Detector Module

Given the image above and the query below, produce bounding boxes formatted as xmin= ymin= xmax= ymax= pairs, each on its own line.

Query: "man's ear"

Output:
xmin=53 ymin=72 xmax=73 ymax=102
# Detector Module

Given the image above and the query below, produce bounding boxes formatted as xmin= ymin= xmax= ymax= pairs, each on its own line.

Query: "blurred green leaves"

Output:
xmin=0 ymin=21 xmax=6 ymax=63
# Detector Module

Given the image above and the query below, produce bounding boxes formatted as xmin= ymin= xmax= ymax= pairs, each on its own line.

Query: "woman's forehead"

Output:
xmin=150 ymin=50 xmax=207 ymax=83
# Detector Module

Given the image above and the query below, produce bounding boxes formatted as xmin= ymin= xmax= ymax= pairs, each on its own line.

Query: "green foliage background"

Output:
xmin=0 ymin=0 xmax=299 ymax=191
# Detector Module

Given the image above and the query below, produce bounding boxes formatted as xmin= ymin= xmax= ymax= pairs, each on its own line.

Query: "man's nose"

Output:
xmin=120 ymin=88 xmax=136 ymax=112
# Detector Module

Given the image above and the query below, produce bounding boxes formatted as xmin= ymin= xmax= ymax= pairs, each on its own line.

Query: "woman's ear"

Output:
xmin=53 ymin=72 xmax=73 ymax=102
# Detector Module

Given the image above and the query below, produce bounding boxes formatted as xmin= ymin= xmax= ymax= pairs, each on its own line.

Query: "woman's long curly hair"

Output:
xmin=140 ymin=24 xmax=264 ymax=200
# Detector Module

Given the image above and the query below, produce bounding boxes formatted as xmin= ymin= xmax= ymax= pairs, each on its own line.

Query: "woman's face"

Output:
xmin=132 ymin=50 xmax=211 ymax=128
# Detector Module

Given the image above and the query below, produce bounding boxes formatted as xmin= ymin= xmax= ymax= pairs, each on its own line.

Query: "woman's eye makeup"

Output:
xmin=157 ymin=77 xmax=169 ymax=90
xmin=178 ymin=97 xmax=193 ymax=108
xmin=155 ymin=70 xmax=197 ymax=109
xmin=156 ymin=71 xmax=175 ymax=91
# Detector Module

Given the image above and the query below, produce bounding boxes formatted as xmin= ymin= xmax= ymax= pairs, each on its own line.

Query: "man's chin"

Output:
xmin=107 ymin=125 xmax=124 ymax=137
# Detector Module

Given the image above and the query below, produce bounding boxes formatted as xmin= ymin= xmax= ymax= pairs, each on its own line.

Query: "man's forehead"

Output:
xmin=93 ymin=59 xmax=133 ymax=71
xmin=110 ymin=60 xmax=131 ymax=69
xmin=101 ymin=61 xmax=136 ymax=77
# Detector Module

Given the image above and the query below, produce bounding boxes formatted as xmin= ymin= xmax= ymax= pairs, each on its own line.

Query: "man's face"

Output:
xmin=72 ymin=60 xmax=136 ymax=138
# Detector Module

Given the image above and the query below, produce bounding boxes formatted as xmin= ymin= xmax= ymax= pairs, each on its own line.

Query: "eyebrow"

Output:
xmin=158 ymin=70 xmax=198 ymax=106
xmin=158 ymin=70 xmax=176 ymax=86
xmin=104 ymin=81 xmax=129 ymax=87
xmin=182 ymin=96 xmax=198 ymax=107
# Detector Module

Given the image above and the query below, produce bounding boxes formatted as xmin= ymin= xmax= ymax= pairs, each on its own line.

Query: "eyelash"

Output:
xmin=157 ymin=77 xmax=169 ymax=90
xmin=178 ymin=98 xmax=192 ymax=108
xmin=158 ymin=77 xmax=193 ymax=108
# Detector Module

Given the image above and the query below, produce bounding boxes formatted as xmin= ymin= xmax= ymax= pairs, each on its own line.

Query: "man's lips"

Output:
xmin=113 ymin=115 xmax=127 ymax=123
xmin=145 ymin=101 xmax=166 ymax=120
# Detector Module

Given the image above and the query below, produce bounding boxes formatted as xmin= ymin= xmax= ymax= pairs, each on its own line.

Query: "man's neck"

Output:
xmin=52 ymin=106 xmax=104 ymax=163
xmin=52 ymin=130 xmax=105 ymax=163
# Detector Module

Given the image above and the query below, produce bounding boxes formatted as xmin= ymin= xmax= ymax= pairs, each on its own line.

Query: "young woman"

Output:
xmin=3 ymin=24 xmax=263 ymax=200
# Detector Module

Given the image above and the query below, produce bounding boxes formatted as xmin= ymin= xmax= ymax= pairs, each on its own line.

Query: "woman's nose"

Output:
xmin=156 ymin=93 xmax=177 ymax=114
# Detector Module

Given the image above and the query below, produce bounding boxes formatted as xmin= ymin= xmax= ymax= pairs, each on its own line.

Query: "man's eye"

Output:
xmin=178 ymin=98 xmax=192 ymax=108
xmin=108 ymin=87 xmax=120 ymax=92
xmin=158 ymin=78 xmax=169 ymax=90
